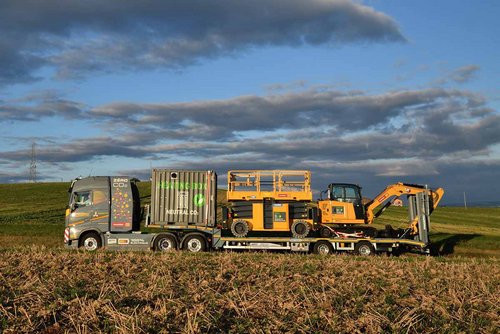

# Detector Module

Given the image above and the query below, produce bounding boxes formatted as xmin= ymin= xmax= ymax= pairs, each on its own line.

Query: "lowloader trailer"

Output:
xmin=64 ymin=169 xmax=443 ymax=255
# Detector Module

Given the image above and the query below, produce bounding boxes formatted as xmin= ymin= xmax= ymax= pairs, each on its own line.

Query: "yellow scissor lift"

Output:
xmin=226 ymin=170 xmax=316 ymax=238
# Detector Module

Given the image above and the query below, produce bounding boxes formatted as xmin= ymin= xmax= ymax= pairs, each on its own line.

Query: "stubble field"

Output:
xmin=1 ymin=249 xmax=499 ymax=333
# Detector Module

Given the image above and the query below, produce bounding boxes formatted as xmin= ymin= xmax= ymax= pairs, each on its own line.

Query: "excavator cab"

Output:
xmin=319 ymin=183 xmax=365 ymax=224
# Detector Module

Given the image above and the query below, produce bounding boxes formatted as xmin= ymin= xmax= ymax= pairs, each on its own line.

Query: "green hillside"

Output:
xmin=0 ymin=182 xmax=498 ymax=256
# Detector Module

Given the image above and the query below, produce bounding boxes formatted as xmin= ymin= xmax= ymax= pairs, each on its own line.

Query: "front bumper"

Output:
xmin=65 ymin=239 xmax=79 ymax=249
xmin=64 ymin=227 xmax=79 ymax=249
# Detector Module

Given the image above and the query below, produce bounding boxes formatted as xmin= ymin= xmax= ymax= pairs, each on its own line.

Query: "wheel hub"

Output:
xmin=359 ymin=245 xmax=371 ymax=255
xmin=84 ymin=238 xmax=98 ymax=251
xmin=318 ymin=244 xmax=330 ymax=254
xmin=159 ymin=239 xmax=172 ymax=251
xmin=188 ymin=239 xmax=202 ymax=252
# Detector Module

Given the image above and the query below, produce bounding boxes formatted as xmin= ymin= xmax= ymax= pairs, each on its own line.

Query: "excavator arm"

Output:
xmin=364 ymin=182 xmax=444 ymax=224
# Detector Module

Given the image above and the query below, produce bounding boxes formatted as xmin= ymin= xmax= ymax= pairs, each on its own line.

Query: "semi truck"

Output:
xmin=64 ymin=169 xmax=443 ymax=255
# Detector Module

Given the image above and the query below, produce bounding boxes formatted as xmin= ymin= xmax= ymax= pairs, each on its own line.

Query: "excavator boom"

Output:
xmin=364 ymin=182 xmax=444 ymax=224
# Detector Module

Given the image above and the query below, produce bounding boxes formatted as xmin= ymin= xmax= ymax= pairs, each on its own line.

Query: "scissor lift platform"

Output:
xmin=227 ymin=170 xmax=312 ymax=201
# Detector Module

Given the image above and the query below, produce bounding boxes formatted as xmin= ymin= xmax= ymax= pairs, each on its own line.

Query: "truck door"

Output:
xmin=88 ymin=189 xmax=110 ymax=226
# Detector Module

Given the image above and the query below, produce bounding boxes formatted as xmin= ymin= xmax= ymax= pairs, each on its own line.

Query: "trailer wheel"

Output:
xmin=154 ymin=234 xmax=177 ymax=252
xmin=320 ymin=226 xmax=333 ymax=238
xmin=291 ymin=220 xmax=310 ymax=238
xmin=355 ymin=241 xmax=375 ymax=256
xmin=313 ymin=241 xmax=333 ymax=255
xmin=231 ymin=220 xmax=249 ymax=237
xmin=79 ymin=232 xmax=102 ymax=251
xmin=183 ymin=235 xmax=206 ymax=253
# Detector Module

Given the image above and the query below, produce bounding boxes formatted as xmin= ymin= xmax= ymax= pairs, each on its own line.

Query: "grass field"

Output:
xmin=0 ymin=182 xmax=498 ymax=256
xmin=0 ymin=182 xmax=499 ymax=333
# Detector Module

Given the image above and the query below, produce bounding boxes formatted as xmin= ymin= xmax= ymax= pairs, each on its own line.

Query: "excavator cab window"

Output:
xmin=331 ymin=186 xmax=344 ymax=200
xmin=329 ymin=184 xmax=362 ymax=203
xmin=328 ymin=184 xmax=365 ymax=219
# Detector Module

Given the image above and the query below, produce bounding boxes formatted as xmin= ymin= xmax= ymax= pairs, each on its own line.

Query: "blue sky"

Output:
xmin=1 ymin=0 xmax=499 ymax=205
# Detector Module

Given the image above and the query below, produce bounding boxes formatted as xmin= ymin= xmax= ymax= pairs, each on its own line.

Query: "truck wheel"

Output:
xmin=231 ymin=220 xmax=249 ymax=237
xmin=154 ymin=234 xmax=177 ymax=252
xmin=355 ymin=241 xmax=375 ymax=256
xmin=291 ymin=220 xmax=310 ymax=238
xmin=183 ymin=235 xmax=206 ymax=253
xmin=79 ymin=232 xmax=102 ymax=251
xmin=313 ymin=241 xmax=333 ymax=255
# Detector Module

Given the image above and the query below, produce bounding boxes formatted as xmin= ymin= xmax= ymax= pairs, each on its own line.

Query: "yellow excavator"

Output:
xmin=318 ymin=182 xmax=444 ymax=238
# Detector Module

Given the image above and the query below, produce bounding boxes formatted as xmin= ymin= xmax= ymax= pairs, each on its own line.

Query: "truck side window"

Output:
xmin=74 ymin=191 xmax=92 ymax=207
xmin=93 ymin=190 xmax=107 ymax=205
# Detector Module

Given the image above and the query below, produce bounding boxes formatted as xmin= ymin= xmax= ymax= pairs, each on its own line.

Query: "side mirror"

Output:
xmin=70 ymin=203 xmax=77 ymax=211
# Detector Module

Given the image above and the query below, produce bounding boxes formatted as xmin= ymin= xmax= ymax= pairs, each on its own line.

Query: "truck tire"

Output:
xmin=79 ymin=232 xmax=102 ymax=251
xmin=183 ymin=234 xmax=207 ymax=253
xmin=355 ymin=241 xmax=375 ymax=256
xmin=231 ymin=220 xmax=249 ymax=237
xmin=291 ymin=220 xmax=310 ymax=238
xmin=154 ymin=233 xmax=177 ymax=252
xmin=313 ymin=241 xmax=333 ymax=255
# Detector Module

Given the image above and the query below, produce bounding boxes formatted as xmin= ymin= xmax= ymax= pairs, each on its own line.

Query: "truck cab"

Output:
xmin=65 ymin=176 xmax=141 ymax=249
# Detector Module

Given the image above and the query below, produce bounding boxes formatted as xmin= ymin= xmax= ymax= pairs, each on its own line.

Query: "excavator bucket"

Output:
xmin=430 ymin=187 xmax=445 ymax=211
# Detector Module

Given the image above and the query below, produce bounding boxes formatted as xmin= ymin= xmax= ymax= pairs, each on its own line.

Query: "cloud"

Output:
xmin=0 ymin=137 xmax=151 ymax=163
xmin=0 ymin=39 xmax=46 ymax=85
xmin=0 ymin=91 xmax=86 ymax=121
xmin=448 ymin=65 xmax=480 ymax=83
xmin=265 ymin=80 xmax=308 ymax=92
xmin=0 ymin=171 xmax=30 ymax=183
xmin=0 ymin=0 xmax=405 ymax=84
xmin=436 ymin=65 xmax=481 ymax=85
xmin=2 ymin=87 xmax=499 ymax=164
xmin=89 ymin=88 xmax=497 ymax=148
